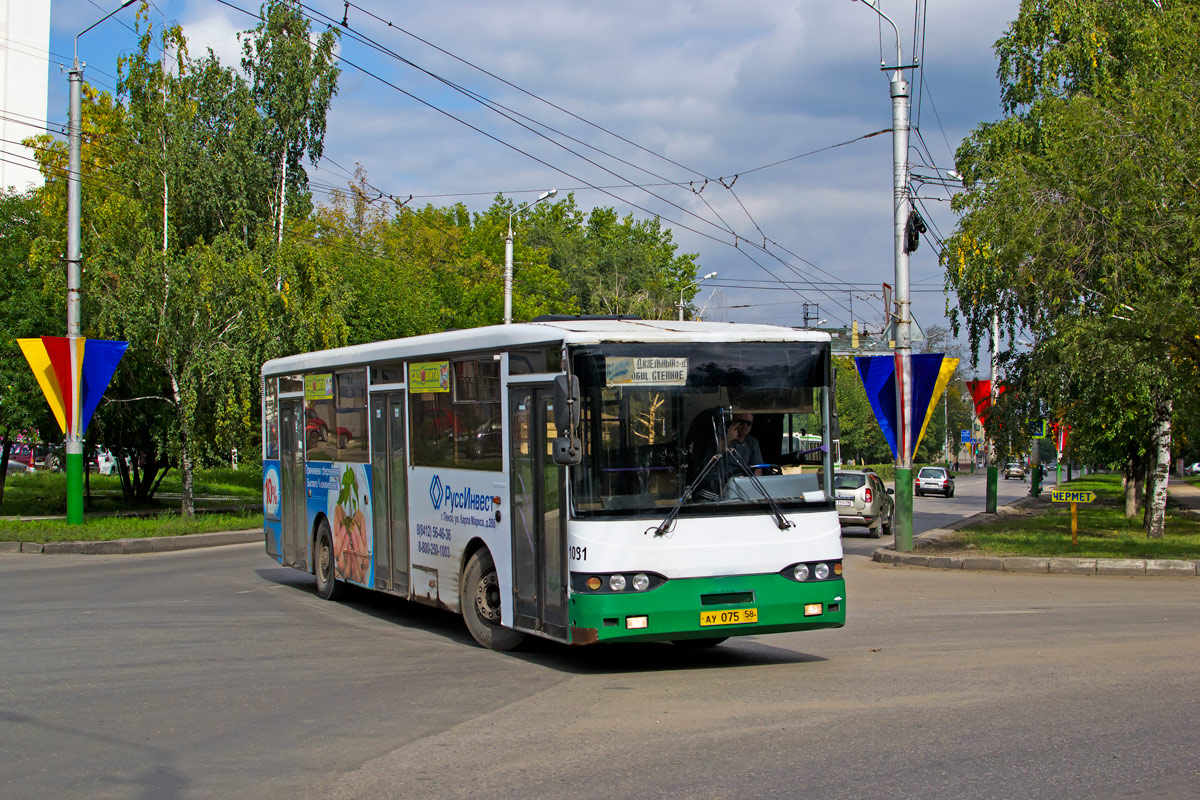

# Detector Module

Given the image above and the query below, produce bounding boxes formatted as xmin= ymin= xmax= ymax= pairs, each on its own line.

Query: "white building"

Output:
xmin=0 ymin=0 xmax=51 ymax=192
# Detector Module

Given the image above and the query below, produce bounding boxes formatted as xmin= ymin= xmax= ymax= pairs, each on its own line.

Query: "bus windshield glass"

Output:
xmin=570 ymin=342 xmax=832 ymax=518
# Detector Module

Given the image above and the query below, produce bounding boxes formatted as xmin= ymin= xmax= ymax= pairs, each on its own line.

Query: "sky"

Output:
xmin=36 ymin=0 xmax=1020 ymax=367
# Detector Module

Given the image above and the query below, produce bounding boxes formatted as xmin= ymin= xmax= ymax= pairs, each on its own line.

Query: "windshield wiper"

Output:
xmin=647 ymin=451 xmax=725 ymax=537
xmin=723 ymin=446 xmax=794 ymax=531
xmin=647 ymin=446 xmax=794 ymax=537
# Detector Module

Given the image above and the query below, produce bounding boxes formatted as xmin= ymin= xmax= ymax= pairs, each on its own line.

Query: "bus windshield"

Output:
xmin=570 ymin=341 xmax=832 ymax=518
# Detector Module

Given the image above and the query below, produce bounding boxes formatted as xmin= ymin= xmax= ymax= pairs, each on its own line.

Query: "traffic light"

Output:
xmin=904 ymin=210 xmax=927 ymax=254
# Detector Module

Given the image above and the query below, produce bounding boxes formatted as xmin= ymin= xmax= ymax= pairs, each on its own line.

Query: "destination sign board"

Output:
xmin=1050 ymin=489 xmax=1095 ymax=503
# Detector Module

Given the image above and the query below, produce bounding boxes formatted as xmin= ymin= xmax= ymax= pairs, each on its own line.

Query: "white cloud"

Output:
xmin=49 ymin=0 xmax=1022 ymax=345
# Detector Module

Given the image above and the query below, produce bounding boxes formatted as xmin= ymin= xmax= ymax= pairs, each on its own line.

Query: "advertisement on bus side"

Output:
xmin=306 ymin=461 xmax=374 ymax=588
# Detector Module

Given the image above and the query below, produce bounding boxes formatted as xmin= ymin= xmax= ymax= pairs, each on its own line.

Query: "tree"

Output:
xmin=945 ymin=0 xmax=1200 ymax=537
xmin=241 ymin=0 xmax=340 ymax=246
xmin=0 ymin=190 xmax=55 ymax=503
xmin=22 ymin=10 xmax=345 ymax=515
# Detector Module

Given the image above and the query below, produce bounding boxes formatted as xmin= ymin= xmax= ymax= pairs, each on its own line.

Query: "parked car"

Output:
xmin=1003 ymin=462 xmax=1026 ymax=480
xmin=8 ymin=443 xmax=34 ymax=468
xmin=1185 ymin=462 xmax=1200 ymax=476
xmin=833 ymin=469 xmax=895 ymax=538
xmin=915 ymin=466 xmax=955 ymax=497
xmin=5 ymin=459 xmax=33 ymax=474
xmin=96 ymin=450 xmax=120 ymax=475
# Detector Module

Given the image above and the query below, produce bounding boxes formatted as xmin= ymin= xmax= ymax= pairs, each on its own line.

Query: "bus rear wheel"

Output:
xmin=314 ymin=519 xmax=342 ymax=601
xmin=460 ymin=548 xmax=524 ymax=651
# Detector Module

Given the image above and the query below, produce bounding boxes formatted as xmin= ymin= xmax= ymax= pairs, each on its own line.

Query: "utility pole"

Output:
xmin=986 ymin=310 xmax=999 ymax=512
xmin=855 ymin=0 xmax=917 ymax=551
xmin=63 ymin=0 xmax=138 ymax=525
xmin=504 ymin=189 xmax=556 ymax=324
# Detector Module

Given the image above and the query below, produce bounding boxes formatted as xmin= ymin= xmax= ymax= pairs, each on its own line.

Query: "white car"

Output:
xmin=96 ymin=450 xmax=120 ymax=475
xmin=1186 ymin=462 xmax=1200 ymax=477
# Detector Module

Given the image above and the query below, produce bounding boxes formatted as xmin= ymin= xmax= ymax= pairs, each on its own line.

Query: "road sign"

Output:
xmin=960 ymin=429 xmax=972 ymax=444
xmin=1029 ymin=419 xmax=1048 ymax=439
xmin=1051 ymin=489 xmax=1095 ymax=503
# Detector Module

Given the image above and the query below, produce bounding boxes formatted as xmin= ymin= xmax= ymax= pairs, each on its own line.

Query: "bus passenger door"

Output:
xmin=279 ymin=399 xmax=307 ymax=569
xmin=509 ymin=387 xmax=568 ymax=640
xmin=370 ymin=392 xmax=409 ymax=595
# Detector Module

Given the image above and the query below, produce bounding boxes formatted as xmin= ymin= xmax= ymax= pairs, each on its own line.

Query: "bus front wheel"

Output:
xmin=460 ymin=548 xmax=524 ymax=651
xmin=314 ymin=519 xmax=342 ymax=601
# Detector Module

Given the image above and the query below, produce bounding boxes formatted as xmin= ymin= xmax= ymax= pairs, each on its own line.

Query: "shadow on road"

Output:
xmin=254 ymin=567 xmax=829 ymax=673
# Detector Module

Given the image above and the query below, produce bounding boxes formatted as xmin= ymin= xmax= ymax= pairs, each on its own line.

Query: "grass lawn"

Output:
xmin=944 ymin=473 xmax=1200 ymax=560
xmin=1 ymin=465 xmax=263 ymax=542
xmin=1 ymin=466 xmax=261 ymax=517
xmin=0 ymin=511 xmax=262 ymax=542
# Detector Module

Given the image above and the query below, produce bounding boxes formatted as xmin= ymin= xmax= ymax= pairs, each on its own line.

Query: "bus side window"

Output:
xmin=264 ymin=379 xmax=279 ymax=459
xmin=336 ymin=370 xmax=368 ymax=463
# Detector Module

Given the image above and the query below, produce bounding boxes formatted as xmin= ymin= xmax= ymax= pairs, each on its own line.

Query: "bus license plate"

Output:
xmin=699 ymin=607 xmax=758 ymax=627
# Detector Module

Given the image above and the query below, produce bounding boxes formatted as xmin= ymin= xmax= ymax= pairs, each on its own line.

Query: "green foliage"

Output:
xmin=945 ymin=1 xmax=1200 ymax=534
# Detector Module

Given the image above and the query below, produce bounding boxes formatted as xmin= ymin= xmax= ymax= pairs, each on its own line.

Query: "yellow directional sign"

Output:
xmin=1051 ymin=489 xmax=1095 ymax=503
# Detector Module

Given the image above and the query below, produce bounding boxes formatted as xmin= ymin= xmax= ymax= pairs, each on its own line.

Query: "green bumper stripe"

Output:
xmin=569 ymin=573 xmax=846 ymax=644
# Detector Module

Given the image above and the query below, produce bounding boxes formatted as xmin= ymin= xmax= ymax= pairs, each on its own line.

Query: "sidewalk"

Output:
xmin=872 ymin=478 xmax=1199 ymax=577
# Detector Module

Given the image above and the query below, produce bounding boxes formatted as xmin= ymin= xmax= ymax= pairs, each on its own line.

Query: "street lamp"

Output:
xmin=504 ymin=188 xmax=557 ymax=324
xmin=678 ymin=271 xmax=717 ymax=321
xmin=62 ymin=0 xmax=138 ymax=525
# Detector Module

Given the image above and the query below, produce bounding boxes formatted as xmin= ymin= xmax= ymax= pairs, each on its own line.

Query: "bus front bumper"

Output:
xmin=568 ymin=572 xmax=846 ymax=645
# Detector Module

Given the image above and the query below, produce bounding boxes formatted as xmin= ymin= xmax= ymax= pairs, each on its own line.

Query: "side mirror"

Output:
xmin=886 ymin=488 xmax=894 ymax=495
xmin=553 ymin=435 xmax=582 ymax=466
xmin=553 ymin=374 xmax=580 ymax=433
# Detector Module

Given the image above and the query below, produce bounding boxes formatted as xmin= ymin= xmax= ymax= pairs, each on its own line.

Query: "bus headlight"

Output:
xmin=632 ymin=573 xmax=650 ymax=591
xmin=793 ymin=564 xmax=810 ymax=581
xmin=814 ymin=563 xmax=830 ymax=580
xmin=609 ymin=574 xmax=627 ymax=591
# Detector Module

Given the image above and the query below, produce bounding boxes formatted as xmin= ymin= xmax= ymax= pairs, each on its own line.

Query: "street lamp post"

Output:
xmin=678 ymin=271 xmax=717 ymax=321
xmin=63 ymin=0 xmax=138 ymax=525
xmin=504 ymin=189 xmax=557 ymax=324
xmin=854 ymin=0 xmax=917 ymax=551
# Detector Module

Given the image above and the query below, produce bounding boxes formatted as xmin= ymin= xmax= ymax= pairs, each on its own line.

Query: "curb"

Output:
xmin=3 ymin=529 xmax=263 ymax=555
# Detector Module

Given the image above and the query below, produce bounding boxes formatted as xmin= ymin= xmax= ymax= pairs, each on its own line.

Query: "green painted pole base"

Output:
xmin=894 ymin=466 xmax=914 ymax=552
xmin=1031 ymin=465 xmax=1042 ymax=498
xmin=986 ymin=465 xmax=998 ymax=513
xmin=66 ymin=451 xmax=84 ymax=525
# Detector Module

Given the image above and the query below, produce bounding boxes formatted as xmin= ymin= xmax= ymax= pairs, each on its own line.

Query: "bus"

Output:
xmin=261 ymin=319 xmax=845 ymax=650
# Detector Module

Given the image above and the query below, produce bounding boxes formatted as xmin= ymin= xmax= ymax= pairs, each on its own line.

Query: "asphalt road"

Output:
xmin=2 ymin=537 xmax=1197 ymax=800
xmin=839 ymin=469 xmax=1035 ymax=557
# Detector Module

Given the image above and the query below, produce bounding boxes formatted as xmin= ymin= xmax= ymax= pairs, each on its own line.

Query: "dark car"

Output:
xmin=834 ymin=469 xmax=895 ymax=538
xmin=915 ymin=466 xmax=955 ymax=498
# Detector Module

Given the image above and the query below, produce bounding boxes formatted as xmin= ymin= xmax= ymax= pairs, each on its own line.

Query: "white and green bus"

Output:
xmin=261 ymin=319 xmax=845 ymax=650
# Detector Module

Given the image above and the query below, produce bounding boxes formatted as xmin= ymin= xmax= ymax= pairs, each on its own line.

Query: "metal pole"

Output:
xmin=856 ymin=0 xmax=913 ymax=550
xmin=503 ymin=224 xmax=514 ymax=324
xmin=503 ymin=189 xmax=555 ymax=324
xmin=63 ymin=2 xmax=138 ymax=525
xmin=65 ymin=58 xmax=84 ymax=525
xmin=986 ymin=310 xmax=999 ymax=512
xmin=890 ymin=68 xmax=914 ymax=552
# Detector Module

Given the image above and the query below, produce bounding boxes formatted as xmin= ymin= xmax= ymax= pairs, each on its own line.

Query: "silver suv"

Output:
xmin=833 ymin=470 xmax=894 ymax=538
xmin=915 ymin=466 xmax=955 ymax=497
